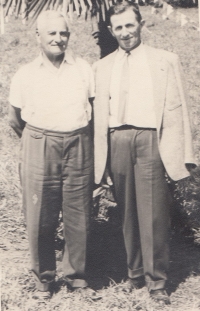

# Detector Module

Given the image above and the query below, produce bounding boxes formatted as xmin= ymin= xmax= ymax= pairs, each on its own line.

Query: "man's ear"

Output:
xmin=36 ymin=28 xmax=41 ymax=44
xmin=140 ymin=19 xmax=145 ymax=28
xmin=107 ymin=25 xmax=114 ymax=37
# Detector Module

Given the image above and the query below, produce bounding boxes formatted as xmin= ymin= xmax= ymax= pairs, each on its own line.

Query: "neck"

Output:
xmin=125 ymin=40 xmax=141 ymax=53
xmin=44 ymin=53 xmax=65 ymax=68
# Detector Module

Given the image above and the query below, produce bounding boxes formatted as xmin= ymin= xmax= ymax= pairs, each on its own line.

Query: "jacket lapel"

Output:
xmin=144 ymin=45 xmax=168 ymax=136
xmin=95 ymin=51 xmax=118 ymax=129
xmin=97 ymin=51 xmax=117 ymax=97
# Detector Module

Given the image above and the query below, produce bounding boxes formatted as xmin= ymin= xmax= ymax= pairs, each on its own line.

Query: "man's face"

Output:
xmin=37 ymin=17 xmax=69 ymax=58
xmin=109 ymin=9 xmax=143 ymax=51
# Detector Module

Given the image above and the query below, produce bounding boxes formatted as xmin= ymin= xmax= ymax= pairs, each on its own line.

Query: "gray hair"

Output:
xmin=36 ymin=10 xmax=69 ymax=33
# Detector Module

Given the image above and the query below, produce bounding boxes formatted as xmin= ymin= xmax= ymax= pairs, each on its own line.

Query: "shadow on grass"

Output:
xmin=87 ymin=221 xmax=127 ymax=290
xmin=168 ymin=228 xmax=200 ymax=294
xmin=87 ymin=207 xmax=200 ymax=292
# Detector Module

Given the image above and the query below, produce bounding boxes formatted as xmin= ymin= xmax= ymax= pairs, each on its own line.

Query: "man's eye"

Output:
xmin=49 ymin=32 xmax=56 ymax=35
xmin=126 ymin=24 xmax=135 ymax=28
xmin=61 ymin=33 xmax=68 ymax=37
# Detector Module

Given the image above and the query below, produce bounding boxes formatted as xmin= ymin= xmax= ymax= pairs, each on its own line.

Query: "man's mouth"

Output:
xmin=122 ymin=37 xmax=132 ymax=41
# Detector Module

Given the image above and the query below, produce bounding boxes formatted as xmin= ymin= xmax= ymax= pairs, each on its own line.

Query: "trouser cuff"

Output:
xmin=128 ymin=267 xmax=144 ymax=279
xmin=32 ymin=270 xmax=55 ymax=291
xmin=35 ymin=280 xmax=53 ymax=291
xmin=146 ymin=279 xmax=167 ymax=291
xmin=65 ymin=277 xmax=88 ymax=288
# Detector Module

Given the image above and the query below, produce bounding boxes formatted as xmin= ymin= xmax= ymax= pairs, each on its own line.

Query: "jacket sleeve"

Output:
xmin=173 ymin=54 xmax=197 ymax=165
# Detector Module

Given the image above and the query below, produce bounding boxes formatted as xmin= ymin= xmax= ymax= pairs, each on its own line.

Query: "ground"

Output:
xmin=1 ymin=5 xmax=200 ymax=311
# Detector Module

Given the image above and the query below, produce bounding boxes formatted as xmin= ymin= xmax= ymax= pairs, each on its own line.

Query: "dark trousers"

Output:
xmin=109 ymin=127 xmax=170 ymax=291
xmin=20 ymin=124 xmax=93 ymax=290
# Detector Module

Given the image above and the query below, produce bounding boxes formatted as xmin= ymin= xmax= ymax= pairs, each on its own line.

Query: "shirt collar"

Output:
xmin=34 ymin=50 xmax=76 ymax=67
xmin=117 ymin=42 xmax=144 ymax=60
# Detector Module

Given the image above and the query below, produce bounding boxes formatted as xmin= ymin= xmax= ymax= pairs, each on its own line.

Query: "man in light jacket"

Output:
xmin=93 ymin=0 xmax=196 ymax=305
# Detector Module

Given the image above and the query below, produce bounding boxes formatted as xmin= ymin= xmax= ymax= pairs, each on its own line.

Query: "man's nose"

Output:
xmin=121 ymin=27 xmax=129 ymax=37
xmin=54 ymin=33 xmax=62 ymax=42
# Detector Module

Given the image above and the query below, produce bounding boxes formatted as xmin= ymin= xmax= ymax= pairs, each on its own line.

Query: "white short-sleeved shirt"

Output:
xmin=9 ymin=51 xmax=95 ymax=131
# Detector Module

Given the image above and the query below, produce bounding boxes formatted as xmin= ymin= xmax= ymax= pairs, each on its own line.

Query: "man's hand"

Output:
xmin=186 ymin=163 xmax=197 ymax=175
xmin=8 ymin=104 xmax=25 ymax=138
xmin=101 ymin=168 xmax=113 ymax=189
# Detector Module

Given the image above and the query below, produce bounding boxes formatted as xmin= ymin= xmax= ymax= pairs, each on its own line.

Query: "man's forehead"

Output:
xmin=37 ymin=16 xmax=68 ymax=32
xmin=110 ymin=9 xmax=139 ymax=25
xmin=47 ymin=18 xmax=67 ymax=29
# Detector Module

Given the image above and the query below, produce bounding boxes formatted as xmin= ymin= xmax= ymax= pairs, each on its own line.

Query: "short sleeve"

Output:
xmin=9 ymin=69 xmax=24 ymax=108
xmin=87 ymin=64 xmax=95 ymax=99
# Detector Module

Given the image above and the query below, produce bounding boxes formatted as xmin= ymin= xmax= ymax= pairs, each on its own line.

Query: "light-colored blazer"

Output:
xmin=93 ymin=45 xmax=196 ymax=184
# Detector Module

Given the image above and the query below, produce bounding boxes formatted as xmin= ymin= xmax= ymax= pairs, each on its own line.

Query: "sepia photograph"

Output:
xmin=1 ymin=0 xmax=200 ymax=310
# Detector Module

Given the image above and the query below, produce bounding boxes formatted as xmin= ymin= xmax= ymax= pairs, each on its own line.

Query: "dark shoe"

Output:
xmin=32 ymin=290 xmax=52 ymax=300
xmin=32 ymin=279 xmax=55 ymax=300
xmin=150 ymin=289 xmax=171 ymax=305
xmin=123 ymin=277 xmax=144 ymax=293
xmin=73 ymin=287 xmax=102 ymax=300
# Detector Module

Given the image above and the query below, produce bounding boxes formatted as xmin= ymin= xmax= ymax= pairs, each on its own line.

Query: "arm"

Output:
xmin=8 ymin=104 xmax=25 ymax=138
xmin=90 ymin=95 xmax=112 ymax=187
xmin=173 ymin=55 xmax=197 ymax=167
xmin=9 ymin=68 xmax=26 ymax=138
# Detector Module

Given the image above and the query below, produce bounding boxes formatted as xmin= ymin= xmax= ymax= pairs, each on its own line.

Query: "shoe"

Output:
xmin=123 ymin=277 xmax=144 ymax=293
xmin=150 ymin=289 xmax=171 ymax=305
xmin=32 ymin=290 xmax=52 ymax=300
xmin=73 ymin=287 xmax=102 ymax=300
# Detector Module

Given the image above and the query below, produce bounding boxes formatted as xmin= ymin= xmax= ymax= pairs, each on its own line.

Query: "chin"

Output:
xmin=51 ymin=47 xmax=63 ymax=52
xmin=51 ymin=50 xmax=65 ymax=56
xmin=122 ymin=44 xmax=132 ymax=51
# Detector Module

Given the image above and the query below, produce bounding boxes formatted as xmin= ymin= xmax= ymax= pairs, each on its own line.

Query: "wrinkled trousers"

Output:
xmin=19 ymin=123 xmax=93 ymax=290
xmin=109 ymin=126 xmax=170 ymax=291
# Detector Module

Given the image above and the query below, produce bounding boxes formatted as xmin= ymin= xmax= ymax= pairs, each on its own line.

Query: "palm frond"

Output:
xmin=30 ymin=0 xmax=49 ymax=23
xmin=73 ymin=0 xmax=81 ymax=16
xmin=3 ymin=0 xmax=112 ymax=24
xmin=15 ymin=0 xmax=22 ymax=17
xmin=4 ymin=0 xmax=13 ymax=17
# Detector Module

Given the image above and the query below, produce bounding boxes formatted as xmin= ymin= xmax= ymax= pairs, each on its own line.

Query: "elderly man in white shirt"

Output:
xmin=9 ymin=10 xmax=94 ymax=299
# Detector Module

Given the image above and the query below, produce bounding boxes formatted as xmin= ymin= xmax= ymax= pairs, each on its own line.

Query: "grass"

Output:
xmin=1 ymin=5 xmax=200 ymax=311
